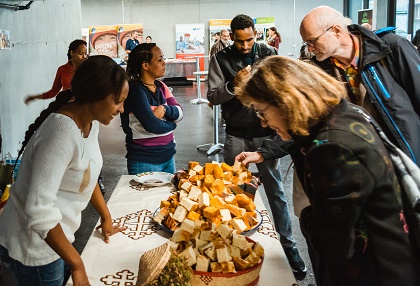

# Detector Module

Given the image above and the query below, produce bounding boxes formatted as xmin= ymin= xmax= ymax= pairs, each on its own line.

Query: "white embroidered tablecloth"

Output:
xmin=66 ymin=175 xmax=297 ymax=286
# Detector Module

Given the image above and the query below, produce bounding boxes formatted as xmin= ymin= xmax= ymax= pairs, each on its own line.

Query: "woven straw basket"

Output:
xmin=191 ymin=238 xmax=264 ymax=286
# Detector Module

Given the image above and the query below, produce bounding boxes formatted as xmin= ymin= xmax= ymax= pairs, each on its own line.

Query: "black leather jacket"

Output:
xmin=207 ymin=43 xmax=276 ymax=138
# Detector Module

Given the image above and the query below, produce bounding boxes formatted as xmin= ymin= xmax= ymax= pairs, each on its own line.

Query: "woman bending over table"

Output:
xmin=235 ymin=56 xmax=420 ymax=285
xmin=0 ymin=56 xmax=129 ymax=286
xmin=121 ymin=43 xmax=183 ymax=175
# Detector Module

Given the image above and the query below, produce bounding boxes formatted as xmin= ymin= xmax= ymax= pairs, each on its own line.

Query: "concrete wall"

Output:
xmin=81 ymin=0 xmax=343 ymax=63
xmin=0 ymin=0 xmax=82 ymax=158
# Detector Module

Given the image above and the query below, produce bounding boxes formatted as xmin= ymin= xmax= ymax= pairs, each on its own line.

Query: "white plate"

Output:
xmin=132 ymin=172 xmax=174 ymax=187
xmin=153 ymin=208 xmax=263 ymax=235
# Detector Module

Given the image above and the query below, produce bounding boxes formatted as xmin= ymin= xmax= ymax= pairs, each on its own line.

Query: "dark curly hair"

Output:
xmin=230 ymin=14 xmax=255 ymax=33
xmin=67 ymin=39 xmax=87 ymax=60
xmin=17 ymin=55 xmax=129 ymax=160
xmin=126 ymin=43 xmax=157 ymax=80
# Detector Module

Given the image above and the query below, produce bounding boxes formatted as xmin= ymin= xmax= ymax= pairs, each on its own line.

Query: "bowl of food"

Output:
xmin=132 ymin=172 xmax=174 ymax=187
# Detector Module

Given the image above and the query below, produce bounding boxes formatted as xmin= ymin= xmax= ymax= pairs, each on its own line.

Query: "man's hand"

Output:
xmin=233 ymin=65 xmax=252 ymax=87
xmin=234 ymin=151 xmax=265 ymax=166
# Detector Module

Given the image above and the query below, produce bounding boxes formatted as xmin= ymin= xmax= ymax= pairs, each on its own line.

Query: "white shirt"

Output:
xmin=0 ymin=113 xmax=102 ymax=266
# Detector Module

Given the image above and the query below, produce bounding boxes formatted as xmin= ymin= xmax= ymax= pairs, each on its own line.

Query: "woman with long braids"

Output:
xmin=0 ymin=56 xmax=129 ymax=286
xmin=121 ymin=43 xmax=183 ymax=174
xmin=24 ymin=39 xmax=88 ymax=104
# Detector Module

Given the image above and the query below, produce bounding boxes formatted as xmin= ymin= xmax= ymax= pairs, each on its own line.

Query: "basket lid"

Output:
xmin=136 ymin=243 xmax=171 ymax=286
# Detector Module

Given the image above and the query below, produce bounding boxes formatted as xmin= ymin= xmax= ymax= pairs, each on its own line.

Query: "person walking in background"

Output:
xmin=266 ymin=27 xmax=281 ymax=51
xmin=209 ymin=29 xmax=230 ymax=58
xmin=207 ymin=14 xmax=307 ymax=280
xmin=411 ymin=28 xmax=420 ymax=53
xmin=0 ymin=56 xmax=129 ymax=286
xmin=236 ymin=55 xmax=420 ymax=286
xmin=121 ymin=43 xmax=183 ymax=175
xmin=300 ymin=6 xmax=420 ymax=167
xmin=145 ymin=35 xmax=152 ymax=44
xmin=125 ymin=31 xmax=140 ymax=54
xmin=24 ymin=39 xmax=87 ymax=104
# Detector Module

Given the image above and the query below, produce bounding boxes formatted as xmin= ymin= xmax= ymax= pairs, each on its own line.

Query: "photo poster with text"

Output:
xmin=89 ymin=25 xmax=118 ymax=58
xmin=81 ymin=28 xmax=89 ymax=54
xmin=117 ymin=24 xmax=143 ymax=60
xmin=0 ymin=30 xmax=11 ymax=50
xmin=175 ymin=23 xmax=205 ymax=71
xmin=255 ymin=17 xmax=275 ymax=44
xmin=209 ymin=19 xmax=231 ymax=48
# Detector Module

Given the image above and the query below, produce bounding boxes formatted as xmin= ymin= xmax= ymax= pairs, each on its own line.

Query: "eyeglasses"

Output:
xmin=255 ymin=105 xmax=270 ymax=121
xmin=302 ymin=26 xmax=333 ymax=48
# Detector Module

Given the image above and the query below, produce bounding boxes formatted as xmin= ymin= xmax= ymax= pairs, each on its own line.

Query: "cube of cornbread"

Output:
xmin=215 ymin=223 xmax=233 ymax=239
xmin=213 ymin=237 xmax=226 ymax=249
xmin=240 ymin=246 xmax=252 ymax=257
xmin=173 ymin=205 xmax=188 ymax=222
xmin=188 ymin=169 xmax=197 ymax=177
xmin=194 ymin=247 xmax=200 ymax=259
xmin=194 ymin=219 xmax=203 ymax=230
xmin=167 ymin=240 xmax=179 ymax=251
xmin=216 ymin=245 xmax=232 ymax=263
xmin=193 ymin=164 xmax=204 ymax=175
xmin=179 ymin=246 xmax=197 ymax=267
xmin=188 ymin=161 xmax=200 ymax=170
xmin=187 ymin=210 xmax=201 ymax=221
xmin=222 ymin=171 xmax=233 ymax=183
xmin=231 ymin=176 xmax=239 ymax=185
xmin=232 ymin=233 xmax=248 ymax=250
xmin=210 ymin=196 xmax=225 ymax=209
xmin=198 ymin=241 xmax=214 ymax=255
xmin=246 ymin=241 xmax=255 ymax=250
xmin=226 ymin=204 xmax=246 ymax=218
xmin=194 ymin=238 xmax=208 ymax=249
xmin=236 ymin=194 xmax=251 ymax=207
xmin=171 ymin=228 xmax=191 ymax=243
xmin=221 ymin=162 xmax=233 ymax=172
xmin=203 ymin=206 xmax=219 ymax=219
xmin=200 ymin=230 xmax=213 ymax=241
xmin=224 ymin=194 xmax=237 ymax=205
xmin=169 ymin=199 xmax=180 ymax=209
xmin=162 ymin=213 xmax=179 ymax=231
xmin=230 ymin=218 xmax=247 ymax=233
xmin=210 ymin=179 xmax=225 ymax=196
xmin=205 ymin=244 xmax=217 ymax=261
xmin=204 ymin=163 xmax=217 ymax=175
xmin=243 ymin=212 xmax=259 ymax=228
xmin=229 ymin=245 xmax=241 ymax=258
xmin=191 ymin=229 xmax=201 ymax=240
xmin=200 ymin=221 xmax=212 ymax=230
xmin=253 ymin=241 xmax=264 ymax=258
xmin=180 ymin=218 xmax=195 ymax=234
xmin=210 ymin=217 xmax=222 ymax=227
xmin=198 ymin=192 xmax=210 ymax=209
xmin=179 ymin=189 xmax=188 ymax=200
xmin=196 ymin=255 xmax=210 ymax=272
xmin=153 ymin=207 xmax=169 ymax=224
xmin=180 ymin=181 xmax=193 ymax=192
xmin=188 ymin=185 xmax=202 ymax=201
xmin=203 ymin=174 xmax=215 ymax=188
xmin=232 ymin=256 xmax=252 ymax=270
xmin=244 ymin=200 xmax=256 ymax=212
xmin=180 ymin=197 xmax=199 ymax=212
xmin=220 ymin=261 xmax=236 ymax=273
xmin=210 ymin=262 xmax=222 ymax=272
xmin=212 ymin=165 xmax=224 ymax=179
xmin=219 ymin=209 xmax=232 ymax=222
xmin=189 ymin=174 xmax=200 ymax=184
xmin=160 ymin=200 xmax=170 ymax=209
xmin=238 ymin=171 xmax=248 ymax=183
xmin=245 ymin=251 xmax=260 ymax=266
xmin=232 ymin=160 xmax=242 ymax=172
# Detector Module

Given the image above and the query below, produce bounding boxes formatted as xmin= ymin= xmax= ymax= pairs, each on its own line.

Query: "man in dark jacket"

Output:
xmin=207 ymin=14 xmax=307 ymax=280
xmin=300 ymin=6 xmax=420 ymax=166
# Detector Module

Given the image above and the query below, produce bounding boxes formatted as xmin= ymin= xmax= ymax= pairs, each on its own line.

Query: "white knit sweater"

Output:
xmin=0 ymin=113 xmax=102 ymax=266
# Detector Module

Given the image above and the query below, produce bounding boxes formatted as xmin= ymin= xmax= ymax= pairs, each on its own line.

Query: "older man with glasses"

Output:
xmin=300 ymin=6 xmax=420 ymax=168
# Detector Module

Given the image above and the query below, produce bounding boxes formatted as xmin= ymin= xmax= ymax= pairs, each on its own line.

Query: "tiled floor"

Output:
xmin=74 ymin=82 xmax=317 ymax=285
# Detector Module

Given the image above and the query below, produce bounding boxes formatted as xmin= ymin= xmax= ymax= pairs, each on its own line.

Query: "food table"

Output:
xmin=163 ymin=59 xmax=197 ymax=79
xmin=66 ymin=175 xmax=297 ymax=286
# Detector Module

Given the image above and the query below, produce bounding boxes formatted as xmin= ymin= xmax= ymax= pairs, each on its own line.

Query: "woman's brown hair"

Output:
xmin=235 ymin=56 xmax=345 ymax=136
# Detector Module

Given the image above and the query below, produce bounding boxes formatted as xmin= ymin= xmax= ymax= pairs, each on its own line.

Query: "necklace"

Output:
xmin=141 ymin=81 xmax=156 ymax=88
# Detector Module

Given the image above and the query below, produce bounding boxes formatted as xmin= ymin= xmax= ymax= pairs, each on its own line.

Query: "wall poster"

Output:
xmin=0 ymin=30 xmax=11 ymax=50
xmin=117 ymin=24 xmax=143 ymax=61
xmin=89 ymin=25 xmax=118 ymax=58
xmin=175 ymin=23 xmax=205 ymax=71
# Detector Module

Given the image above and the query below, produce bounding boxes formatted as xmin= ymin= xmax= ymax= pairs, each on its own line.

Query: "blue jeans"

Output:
xmin=223 ymin=133 xmax=294 ymax=247
xmin=0 ymin=245 xmax=70 ymax=286
xmin=127 ymin=157 xmax=176 ymax=175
